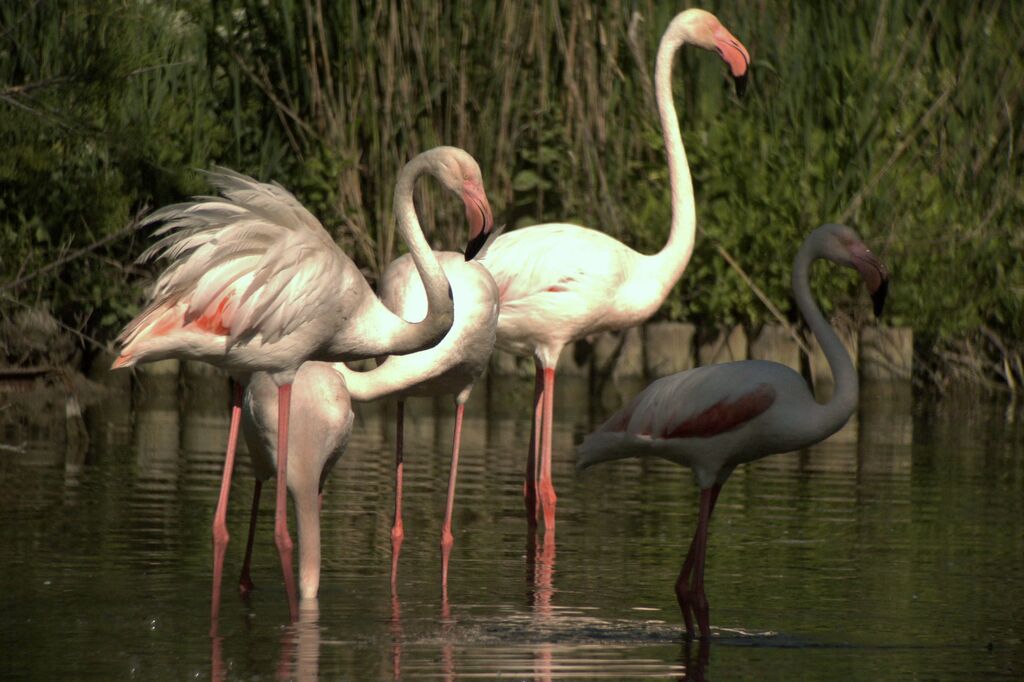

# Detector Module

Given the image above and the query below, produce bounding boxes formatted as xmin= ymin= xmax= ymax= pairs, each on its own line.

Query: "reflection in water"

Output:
xmin=3 ymin=372 xmax=1024 ymax=679
xmin=277 ymin=600 xmax=321 ymax=681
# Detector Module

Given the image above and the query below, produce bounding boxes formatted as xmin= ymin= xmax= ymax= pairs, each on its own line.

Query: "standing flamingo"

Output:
xmin=111 ymin=146 xmax=494 ymax=620
xmin=577 ymin=223 xmax=889 ymax=639
xmin=240 ymin=362 xmax=353 ymax=601
xmin=479 ymin=9 xmax=750 ymax=530
xmin=333 ymin=250 xmax=499 ymax=587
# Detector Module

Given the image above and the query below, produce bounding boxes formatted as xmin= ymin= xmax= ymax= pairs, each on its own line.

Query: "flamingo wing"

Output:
xmin=481 ymin=224 xmax=634 ymax=305
xmin=600 ymin=363 xmax=779 ymax=441
xmin=120 ymin=168 xmax=350 ymax=348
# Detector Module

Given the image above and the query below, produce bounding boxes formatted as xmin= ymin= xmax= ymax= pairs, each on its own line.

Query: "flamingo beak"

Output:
xmin=462 ymin=181 xmax=494 ymax=261
xmin=850 ymin=244 xmax=889 ymax=317
xmin=712 ymin=24 xmax=750 ymax=97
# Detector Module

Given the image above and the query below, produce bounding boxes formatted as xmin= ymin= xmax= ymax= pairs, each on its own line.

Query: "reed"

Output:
xmin=1 ymin=1 xmax=1021 ymax=386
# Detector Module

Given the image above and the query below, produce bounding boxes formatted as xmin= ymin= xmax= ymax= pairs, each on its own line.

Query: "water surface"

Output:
xmin=1 ymin=372 xmax=1022 ymax=679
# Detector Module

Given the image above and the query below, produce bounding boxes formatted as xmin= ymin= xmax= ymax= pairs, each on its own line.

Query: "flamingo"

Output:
xmin=332 ymin=250 xmax=499 ymax=587
xmin=239 ymin=362 xmax=353 ymax=601
xmin=111 ymin=146 xmax=494 ymax=620
xmin=479 ymin=9 xmax=750 ymax=530
xmin=576 ymin=223 xmax=890 ymax=639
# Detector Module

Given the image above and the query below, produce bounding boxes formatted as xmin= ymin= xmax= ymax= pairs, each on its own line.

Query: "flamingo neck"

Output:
xmin=793 ymin=240 xmax=858 ymax=435
xmin=331 ymin=361 xmax=409 ymax=403
xmin=648 ymin=29 xmax=697 ymax=296
xmin=388 ymin=156 xmax=454 ymax=355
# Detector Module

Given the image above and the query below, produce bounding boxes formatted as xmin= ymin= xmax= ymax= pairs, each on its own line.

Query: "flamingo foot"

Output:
xmin=211 ymin=523 xmax=229 ymax=627
xmin=390 ymin=525 xmax=404 ymax=587
xmin=275 ymin=526 xmax=298 ymax=621
xmin=523 ymin=480 xmax=538 ymax=527
xmin=692 ymin=587 xmax=711 ymax=640
xmin=239 ymin=571 xmax=255 ymax=596
xmin=538 ymin=483 xmax=557 ymax=531
xmin=675 ymin=580 xmax=696 ymax=638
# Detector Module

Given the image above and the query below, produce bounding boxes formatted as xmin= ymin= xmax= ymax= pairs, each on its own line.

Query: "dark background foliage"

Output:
xmin=1 ymin=1 xmax=1021 ymax=382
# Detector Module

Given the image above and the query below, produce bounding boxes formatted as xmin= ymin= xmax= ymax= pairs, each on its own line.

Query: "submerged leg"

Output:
xmin=391 ymin=401 xmax=406 ymax=588
xmin=675 ymin=484 xmax=721 ymax=638
xmin=524 ymin=362 xmax=544 ymax=526
xmin=211 ymin=381 xmax=244 ymax=630
xmin=239 ymin=480 xmax=263 ymax=594
xmin=537 ymin=367 xmax=557 ymax=531
xmin=274 ymin=382 xmax=298 ymax=622
xmin=440 ymin=402 xmax=466 ymax=587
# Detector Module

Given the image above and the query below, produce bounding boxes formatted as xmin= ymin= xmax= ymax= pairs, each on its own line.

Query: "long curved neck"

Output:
xmin=331 ymin=360 xmax=417 ymax=402
xmin=647 ymin=30 xmax=697 ymax=293
xmin=386 ymin=156 xmax=454 ymax=354
xmin=793 ymin=241 xmax=858 ymax=433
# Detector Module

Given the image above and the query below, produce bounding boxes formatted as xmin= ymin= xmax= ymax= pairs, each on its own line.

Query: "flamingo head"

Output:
xmin=674 ymin=9 xmax=751 ymax=96
xmin=429 ymin=146 xmax=495 ymax=261
xmin=815 ymin=223 xmax=890 ymax=317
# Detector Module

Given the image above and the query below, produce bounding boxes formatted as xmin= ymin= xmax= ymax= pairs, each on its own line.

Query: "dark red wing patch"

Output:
xmin=665 ymin=383 xmax=776 ymax=439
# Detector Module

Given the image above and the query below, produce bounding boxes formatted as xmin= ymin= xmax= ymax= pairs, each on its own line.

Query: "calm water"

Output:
xmin=1 ymin=369 xmax=1022 ymax=680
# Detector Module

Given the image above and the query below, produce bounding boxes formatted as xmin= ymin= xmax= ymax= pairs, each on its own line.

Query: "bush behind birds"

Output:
xmin=1 ymin=1 xmax=1021 ymax=386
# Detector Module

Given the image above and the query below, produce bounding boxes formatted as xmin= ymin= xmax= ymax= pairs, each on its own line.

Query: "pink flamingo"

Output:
xmin=239 ymin=362 xmax=352 ymax=602
xmin=112 ymin=146 xmax=494 ymax=620
xmin=479 ymin=9 xmax=750 ymax=530
xmin=333 ymin=250 xmax=499 ymax=587
xmin=577 ymin=223 xmax=889 ymax=639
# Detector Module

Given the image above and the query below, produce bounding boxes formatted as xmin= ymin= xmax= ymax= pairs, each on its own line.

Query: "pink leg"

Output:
xmin=239 ymin=479 xmax=263 ymax=594
xmin=210 ymin=381 xmax=244 ymax=631
xmin=274 ymin=383 xmax=298 ymax=622
xmin=675 ymin=484 xmax=721 ymax=634
xmin=440 ymin=402 xmax=465 ymax=587
xmin=537 ymin=367 xmax=557 ymax=531
xmin=390 ymin=401 xmax=406 ymax=587
xmin=524 ymin=362 xmax=544 ymax=526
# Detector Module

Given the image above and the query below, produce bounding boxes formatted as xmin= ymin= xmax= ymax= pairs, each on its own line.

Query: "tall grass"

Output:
xmin=1 ymin=1 xmax=1022 ymax=384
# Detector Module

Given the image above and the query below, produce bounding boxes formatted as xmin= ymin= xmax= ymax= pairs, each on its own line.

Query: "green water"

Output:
xmin=1 ymin=372 xmax=1022 ymax=679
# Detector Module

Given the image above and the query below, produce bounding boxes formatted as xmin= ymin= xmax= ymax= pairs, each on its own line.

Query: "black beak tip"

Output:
xmin=464 ymin=231 xmax=488 ymax=261
xmin=732 ymin=71 xmax=748 ymax=98
xmin=871 ymin=279 xmax=889 ymax=318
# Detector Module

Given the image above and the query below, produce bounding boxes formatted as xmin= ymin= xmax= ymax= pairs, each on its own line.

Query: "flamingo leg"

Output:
xmin=390 ymin=401 xmax=406 ymax=587
xmin=675 ymin=484 xmax=721 ymax=634
xmin=440 ymin=402 xmax=465 ymax=587
xmin=239 ymin=479 xmax=263 ymax=595
xmin=676 ymin=486 xmax=717 ymax=639
xmin=524 ymin=361 xmax=544 ymax=526
xmin=274 ymin=382 xmax=298 ymax=622
xmin=211 ymin=381 xmax=244 ymax=630
xmin=537 ymin=367 xmax=557 ymax=531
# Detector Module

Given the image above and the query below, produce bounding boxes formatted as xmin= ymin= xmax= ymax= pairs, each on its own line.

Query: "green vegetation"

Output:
xmin=1 ymin=1 xmax=1021 ymax=386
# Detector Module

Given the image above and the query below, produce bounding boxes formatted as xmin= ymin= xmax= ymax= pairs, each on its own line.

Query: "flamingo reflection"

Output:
xmin=526 ymin=530 xmax=556 ymax=681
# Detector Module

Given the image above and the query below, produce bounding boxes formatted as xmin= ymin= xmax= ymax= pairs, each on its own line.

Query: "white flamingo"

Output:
xmin=239 ymin=362 xmax=353 ymax=601
xmin=333 ymin=250 xmax=499 ymax=587
xmin=238 ymin=252 xmax=498 ymax=597
xmin=112 ymin=146 xmax=494 ymax=619
xmin=577 ymin=223 xmax=889 ymax=639
xmin=479 ymin=9 xmax=750 ymax=530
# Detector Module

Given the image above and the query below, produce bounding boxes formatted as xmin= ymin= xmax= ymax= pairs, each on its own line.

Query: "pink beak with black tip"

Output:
xmin=712 ymin=23 xmax=751 ymax=96
xmin=462 ymin=180 xmax=494 ymax=261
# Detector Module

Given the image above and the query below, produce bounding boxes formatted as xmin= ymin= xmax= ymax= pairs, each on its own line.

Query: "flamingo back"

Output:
xmin=115 ymin=169 xmax=366 ymax=370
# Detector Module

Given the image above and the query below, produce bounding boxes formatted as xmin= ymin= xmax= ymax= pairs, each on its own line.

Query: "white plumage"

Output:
xmin=478 ymin=9 xmax=751 ymax=531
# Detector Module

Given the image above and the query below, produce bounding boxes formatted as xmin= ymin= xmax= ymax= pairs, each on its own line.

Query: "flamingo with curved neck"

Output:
xmin=112 ymin=146 xmax=493 ymax=622
xmin=577 ymin=223 xmax=890 ymax=639
xmin=479 ymin=8 xmax=750 ymax=531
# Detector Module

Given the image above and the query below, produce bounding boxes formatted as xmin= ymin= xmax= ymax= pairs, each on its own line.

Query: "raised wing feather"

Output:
xmin=121 ymin=168 xmax=347 ymax=347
